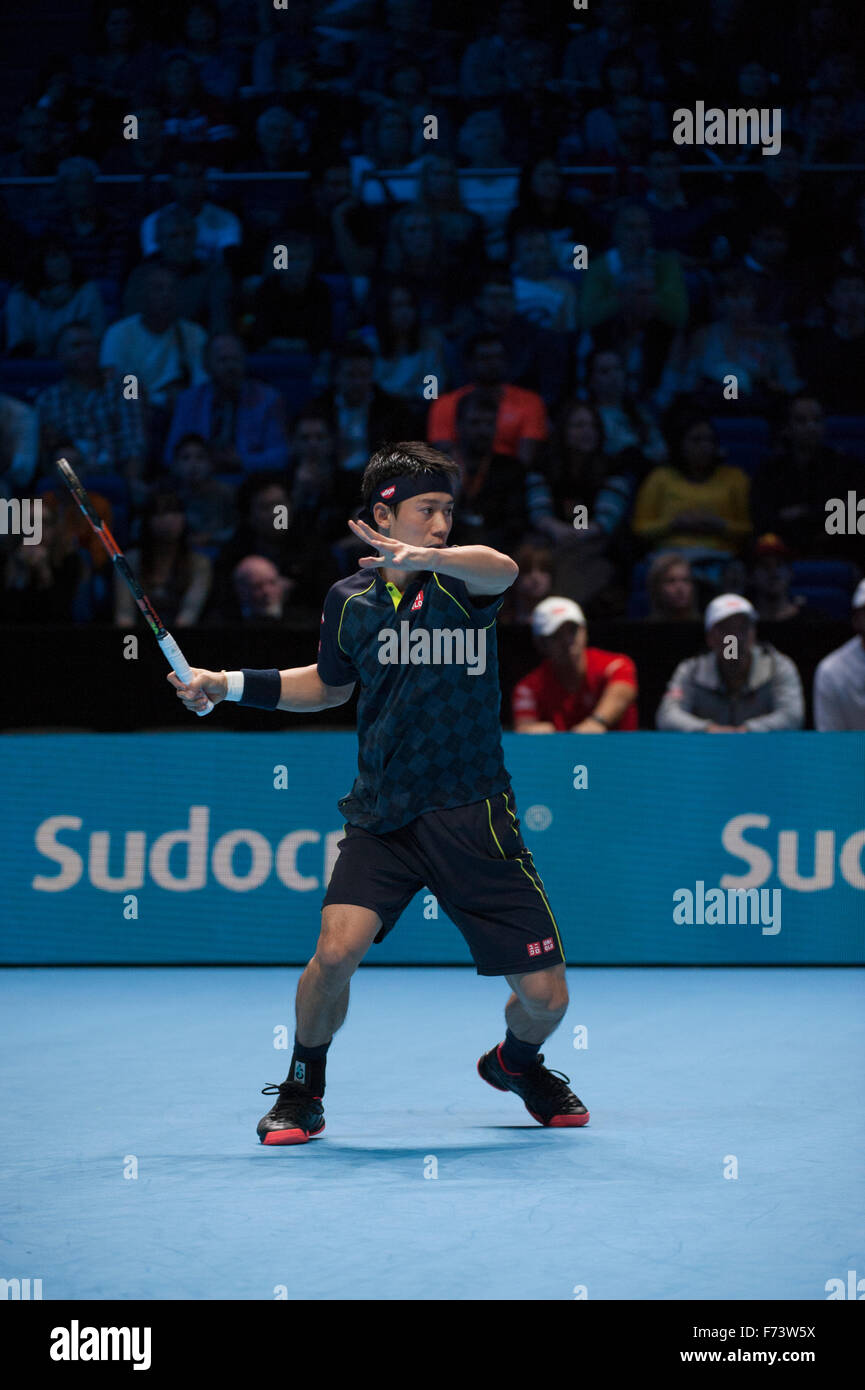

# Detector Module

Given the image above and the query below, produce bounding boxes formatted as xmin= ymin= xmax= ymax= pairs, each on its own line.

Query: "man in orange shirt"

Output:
xmin=512 ymin=596 xmax=639 ymax=731
xmin=427 ymin=333 xmax=548 ymax=471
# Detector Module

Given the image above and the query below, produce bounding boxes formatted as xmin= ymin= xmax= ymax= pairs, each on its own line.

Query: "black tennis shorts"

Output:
xmin=321 ymin=787 xmax=566 ymax=976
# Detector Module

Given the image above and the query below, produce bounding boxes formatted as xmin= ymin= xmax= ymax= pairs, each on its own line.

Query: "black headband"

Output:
xmin=371 ymin=471 xmax=455 ymax=510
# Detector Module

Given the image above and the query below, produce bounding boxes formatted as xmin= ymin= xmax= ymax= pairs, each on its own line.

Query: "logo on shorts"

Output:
xmin=411 ymin=589 xmax=424 ymax=611
xmin=293 ymin=1061 xmax=307 ymax=1084
xmin=380 ymin=485 xmax=396 ymax=499
xmin=542 ymin=937 xmax=554 ymax=952
xmin=527 ymin=941 xmax=541 ymax=957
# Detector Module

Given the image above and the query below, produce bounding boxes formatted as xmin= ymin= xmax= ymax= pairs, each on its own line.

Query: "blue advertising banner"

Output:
xmin=0 ymin=733 xmax=862 ymax=964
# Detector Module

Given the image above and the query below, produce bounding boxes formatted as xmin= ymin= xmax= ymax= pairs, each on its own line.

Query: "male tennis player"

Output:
xmin=170 ymin=442 xmax=589 ymax=1143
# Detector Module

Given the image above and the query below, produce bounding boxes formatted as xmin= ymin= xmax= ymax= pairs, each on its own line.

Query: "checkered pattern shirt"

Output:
xmin=317 ymin=564 xmax=510 ymax=832
xmin=35 ymin=374 xmax=146 ymax=471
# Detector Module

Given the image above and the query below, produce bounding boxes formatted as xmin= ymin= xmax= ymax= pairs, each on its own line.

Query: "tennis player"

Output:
xmin=169 ymin=442 xmax=589 ymax=1143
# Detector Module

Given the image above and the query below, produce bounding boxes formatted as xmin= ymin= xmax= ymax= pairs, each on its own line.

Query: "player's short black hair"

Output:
xmin=360 ymin=441 xmax=461 ymax=529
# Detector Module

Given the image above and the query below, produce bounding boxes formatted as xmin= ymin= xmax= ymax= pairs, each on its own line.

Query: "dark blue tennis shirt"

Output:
xmin=316 ymin=562 xmax=511 ymax=832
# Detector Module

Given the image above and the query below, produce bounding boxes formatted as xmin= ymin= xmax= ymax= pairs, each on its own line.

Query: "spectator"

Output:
xmin=123 ymin=206 xmax=234 ymax=334
xmin=74 ymin=5 xmax=160 ymax=105
xmin=582 ymin=49 xmax=666 ymax=158
xmin=413 ymin=155 xmax=487 ymax=280
xmin=350 ymin=108 xmax=423 ymax=206
xmin=100 ymin=263 xmax=208 ymax=415
xmin=646 ymin=553 xmax=700 ymax=621
xmin=166 ymin=434 xmax=236 ymax=548
xmin=43 ymin=157 xmax=135 ymax=284
xmin=226 ymin=555 xmax=292 ymax=623
xmin=35 ymin=322 xmax=146 ymax=484
xmin=497 ymin=541 xmax=554 ymax=624
xmin=499 ymin=41 xmax=572 ymax=166
xmin=813 ymin=579 xmax=865 ymax=730
xmin=580 ymin=202 xmax=688 ymax=332
xmin=182 ymin=1 xmax=242 ymax=104
xmin=510 ymin=227 xmax=579 ymax=332
xmin=448 ymin=389 xmax=530 ymax=555
xmin=245 ymin=232 xmax=333 ymax=355
xmin=428 ymin=334 xmax=548 ymax=471
xmin=1 ymin=494 xmax=93 ymax=622
xmin=453 ymin=271 xmax=567 ymax=406
xmin=164 ymin=333 xmax=290 ymax=475
xmin=0 ymin=105 xmax=58 ymax=178
xmin=506 ymin=157 xmax=599 ymax=272
xmin=311 ymin=341 xmax=412 ymax=475
xmin=0 ymin=393 xmax=39 ymax=496
xmin=562 ymin=0 xmax=663 ymax=97
xmin=156 ymin=51 xmax=237 ymax=154
xmin=669 ymin=269 xmax=801 ymax=410
xmin=114 ymin=489 xmax=212 ymax=629
xmin=459 ymin=0 xmax=530 ymax=101
xmin=656 ymin=593 xmax=805 ymax=731
xmin=288 ymin=411 xmax=352 ymax=545
xmin=528 ymin=400 xmax=637 ymax=614
xmin=5 ymin=241 xmax=105 ymax=357
xmin=586 ymin=348 xmax=667 ymax=462
xmin=639 ymin=146 xmax=722 ymax=264
xmin=512 ymin=596 xmax=638 ymax=732
xmin=793 ymin=269 xmax=865 ymax=414
xmin=209 ymin=473 xmax=330 ymax=616
xmin=359 ymin=280 xmax=449 ymax=426
xmin=455 ymin=110 xmax=520 ymax=263
xmin=632 ymin=413 xmax=752 ymax=580
xmin=588 ymin=275 xmax=678 ymax=402
xmin=746 ymin=532 xmax=830 ymax=621
xmin=750 ymin=393 xmax=860 ymax=559
xmin=736 ymin=217 xmax=808 ymax=327
xmin=140 ymin=158 xmax=241 ymax=262
xmin=379 ymin=206 xmax=464 ymax=328
xmin=744 ymin=137 xmax=825 ymax=271
xmin=100 ymin=106 xmax=169 ymax=178
xmin=282 ymin=161 xmax=383 ymax=279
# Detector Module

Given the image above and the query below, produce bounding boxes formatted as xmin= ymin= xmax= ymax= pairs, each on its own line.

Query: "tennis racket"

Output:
xmin=55 ymin=457 xmax=213 ymax=716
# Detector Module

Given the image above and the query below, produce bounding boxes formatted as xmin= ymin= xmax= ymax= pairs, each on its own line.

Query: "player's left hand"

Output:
xmin=349 ymin=517 xmax=431 ymax=572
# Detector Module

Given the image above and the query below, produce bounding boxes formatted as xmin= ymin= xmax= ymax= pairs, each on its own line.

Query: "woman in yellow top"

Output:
xmin=631 ymin=414 xmax=752 ymax=560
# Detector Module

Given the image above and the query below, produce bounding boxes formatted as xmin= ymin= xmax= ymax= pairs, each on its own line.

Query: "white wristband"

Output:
xmin=223 ymin=670 xmax=244 ymax=702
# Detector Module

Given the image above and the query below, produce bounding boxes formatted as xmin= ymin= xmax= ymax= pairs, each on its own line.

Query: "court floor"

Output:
xmin=1 ymin=965 xmax=861 ymax=1300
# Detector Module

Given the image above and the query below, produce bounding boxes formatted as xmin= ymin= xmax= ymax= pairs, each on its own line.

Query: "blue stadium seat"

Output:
xmin=790 ymin=560 xmax=859 ymax=592
xmin=789 ymin=585 xmax=856 ymax=620
xmin=710 ymin=416 xmax=770 ymax=476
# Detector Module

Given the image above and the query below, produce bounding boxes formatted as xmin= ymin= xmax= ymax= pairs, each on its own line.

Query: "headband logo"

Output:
xmin=380 ymin=485 xmax=396 ymax=499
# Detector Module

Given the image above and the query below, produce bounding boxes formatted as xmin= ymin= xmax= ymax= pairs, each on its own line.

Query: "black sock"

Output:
xmin=287 ymin=1034 xmax=331 ymax=1097
xmin=499 ymin=1027 xmax=541 ymax=1074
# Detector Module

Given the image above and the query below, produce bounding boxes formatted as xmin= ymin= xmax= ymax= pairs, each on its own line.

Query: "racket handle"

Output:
xmin=158 ymin=632 xmax=214 ymax=716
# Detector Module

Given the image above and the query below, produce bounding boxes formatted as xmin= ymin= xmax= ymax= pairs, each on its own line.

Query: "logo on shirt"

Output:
xmin=410 ymin=589 xmax=424 ymax=612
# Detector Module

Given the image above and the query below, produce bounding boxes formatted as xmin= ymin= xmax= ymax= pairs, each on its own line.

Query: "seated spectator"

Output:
xmin=506 ymin=156 xmax=600 ymax=272
xmin=114 ymin=488 xmax=212 ymax=629
xmin=0 ymin=392 xmax=39 ymax=496
xmin=208 ymin=473 xmax=330 ymax=616
xmin=736 ymin=217 xmax=808 ymax=327
xmin=497 ymin=540 xmax=554 ymax=625
xmin=42 ymin=157 xmax=135 ymax=284
xmin=413 ymin=155 xmax=487 ymax=281
xmin=123 ymin=206 xmax=234 ymax=335
xmin=0 ymin=104 xmax=58 ymax=179
xmin=166 ymin=434 xmax=236 ymax=548
xmin=164 ymin=333 xmax=290 ymax=475
xmin=447 ymin=389 xmax=531 ymax=555
xmin=100 ymin=263 xmax=209 ymax=415
xmin=140 ymin=157 xmax=241 ymax=262
xmin=458 ymin=0 xmax=529 ymax=101
xmin=100 ymin=106 xmax=169 ymax=178
xmin=5 ymin=241 xmax=105 ymax=358
xmin=182 ymin=1 xmax=242 ymax=104
xmin=357 ymin=60 xmax=452 ymax=161
xmin=582 ymin=49 xmax=666 ymax=159
xmin=1 ymin=494 xmax=93 ymax=622
xmin=428 ymin=334 xmax=548 ymax=471
xmin=656 ymin=593 xmax=805 ymax=731
xmin=281 ymin=160 xmax=382 ymax=278
xmin=580 ymin=202 xmax=688 ymax=332
xmin=359 ymin=280 xmax=449 ymax=427
xmin=639 ymin=146 xmax=720 ymax=264
xmin=512 ymin=596 xmax=638 ymax=731
xmin=223 ymin=555 xmax=292 ymax=624
xmin=528 ymin=400 xmax=637 ymax=614
xmin=588 ymin=268 xmax=678 ymax=401
xmin=245 ymin=232 xmax=333 ymax=355
xmin=742 ymin=136 xmax=825 ymax=271
xmin=156 ymin=51 xmax=237 ymax=155
xmin=632 ymin=413 xmax=752 ymax=581
xmin=73 ymin=4 xmax=160 ymax=106
xmin=586 ymin=348 xmax=667 ymax=462
xmin=311 ymin=341 xmax=412 ymax=475
xmin=509 ymin=227 xmax=579 ymax=332
xmin=380 ymin=205 xmax=465 ymax=328
xmin=562 ymin=0 xmax=663 ymax=97
xmin=750 ymin=393 xmax=860 ymax=560
xmin=746 ymin=533 xmax=830 ymax=622
xmin=646 ymin=553 xmax=700 ymax=622
xmin=455 ymin=110 xmax=520 ymax=263
xmin=36 ymin=321 xmax=146 ymax=485
xmin=584 ymin=92 xmax=655 ymax=167
xmin=813 ymin=579 xmax=865 ymax=730
xmin=793 ymin=269 xmax=865 ymax=414
xmin=498 ymin=40 xmax=572 ymax=166
xmin=350 ymin=107 xmax=423 ymax=206
xmin=669 ymin=270 xmax=801 ymax=411
xmin=453 ymin=271 xmax=567 ymax=406
xmin=799 ymin=88 xmax=864 ymax=167
xmin=288 ymin=410 xmax=353 ymax=544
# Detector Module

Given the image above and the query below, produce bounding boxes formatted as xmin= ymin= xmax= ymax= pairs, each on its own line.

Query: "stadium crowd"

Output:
xmin=0 ymin=0 xmax=863 ymax=727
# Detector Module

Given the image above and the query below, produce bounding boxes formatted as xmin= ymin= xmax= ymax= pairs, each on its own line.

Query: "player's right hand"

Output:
xmin=167 ymin=668 xmax=228 ymax=713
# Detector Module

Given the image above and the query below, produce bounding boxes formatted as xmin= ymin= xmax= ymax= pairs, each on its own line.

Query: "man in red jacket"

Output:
xmin=512 ymin=596 xmax=639 ymax=731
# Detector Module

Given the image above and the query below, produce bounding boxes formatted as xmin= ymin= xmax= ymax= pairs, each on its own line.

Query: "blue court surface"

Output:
xmin=1 ymin=965 xmax=862 ymax=1301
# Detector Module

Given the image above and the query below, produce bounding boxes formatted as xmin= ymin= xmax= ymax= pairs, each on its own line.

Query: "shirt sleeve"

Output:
xmin=520 ymin=392 xmax=549 ymax=441
xmin=813 ymin=661 xmax=843 ymax=731
xmin=655 ymin=658 xmax=712 ymax=731
xmin=316 ymin=585 xmax=360 ymax=688
xmin=743 ymin=651 xmax=804 ymax=731
xmin=512 ymin=674 xmax=539 ymax=723
xmin=600 ymin=652 xmax=638 ymax=689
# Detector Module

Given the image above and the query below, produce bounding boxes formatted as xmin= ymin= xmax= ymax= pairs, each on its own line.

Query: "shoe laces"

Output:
xmin=525 ymin=1055 xmax=575 ymax=1097
xmin=261 ymin=1080 xmax=314 ymax=1117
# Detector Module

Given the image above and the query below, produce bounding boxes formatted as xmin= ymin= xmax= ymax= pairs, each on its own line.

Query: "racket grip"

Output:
xmin=158 ymin=632 xmax=214 ymax=716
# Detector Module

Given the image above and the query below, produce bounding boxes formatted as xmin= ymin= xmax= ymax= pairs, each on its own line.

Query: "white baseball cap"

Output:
xmin=852 ymin=578 xmax=865 ymax=610
xmin=703 ymin=593 xmax=758 ymax=631
xmin=531 ymin=596 xmax=586 ymax=637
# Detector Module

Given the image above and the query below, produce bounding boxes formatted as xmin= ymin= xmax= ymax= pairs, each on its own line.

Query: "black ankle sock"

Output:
xmin=287 ymin=1035 xmax=331 ymax=1096
xmin=499 ymin=1027 xmax=541 ymax=1074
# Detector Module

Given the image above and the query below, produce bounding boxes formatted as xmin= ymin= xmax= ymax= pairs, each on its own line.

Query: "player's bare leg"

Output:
xmin=504 ymin=962 xmax=569 ymax=1043
xmin=295 ymin=904 xmax=383 ymax=1046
